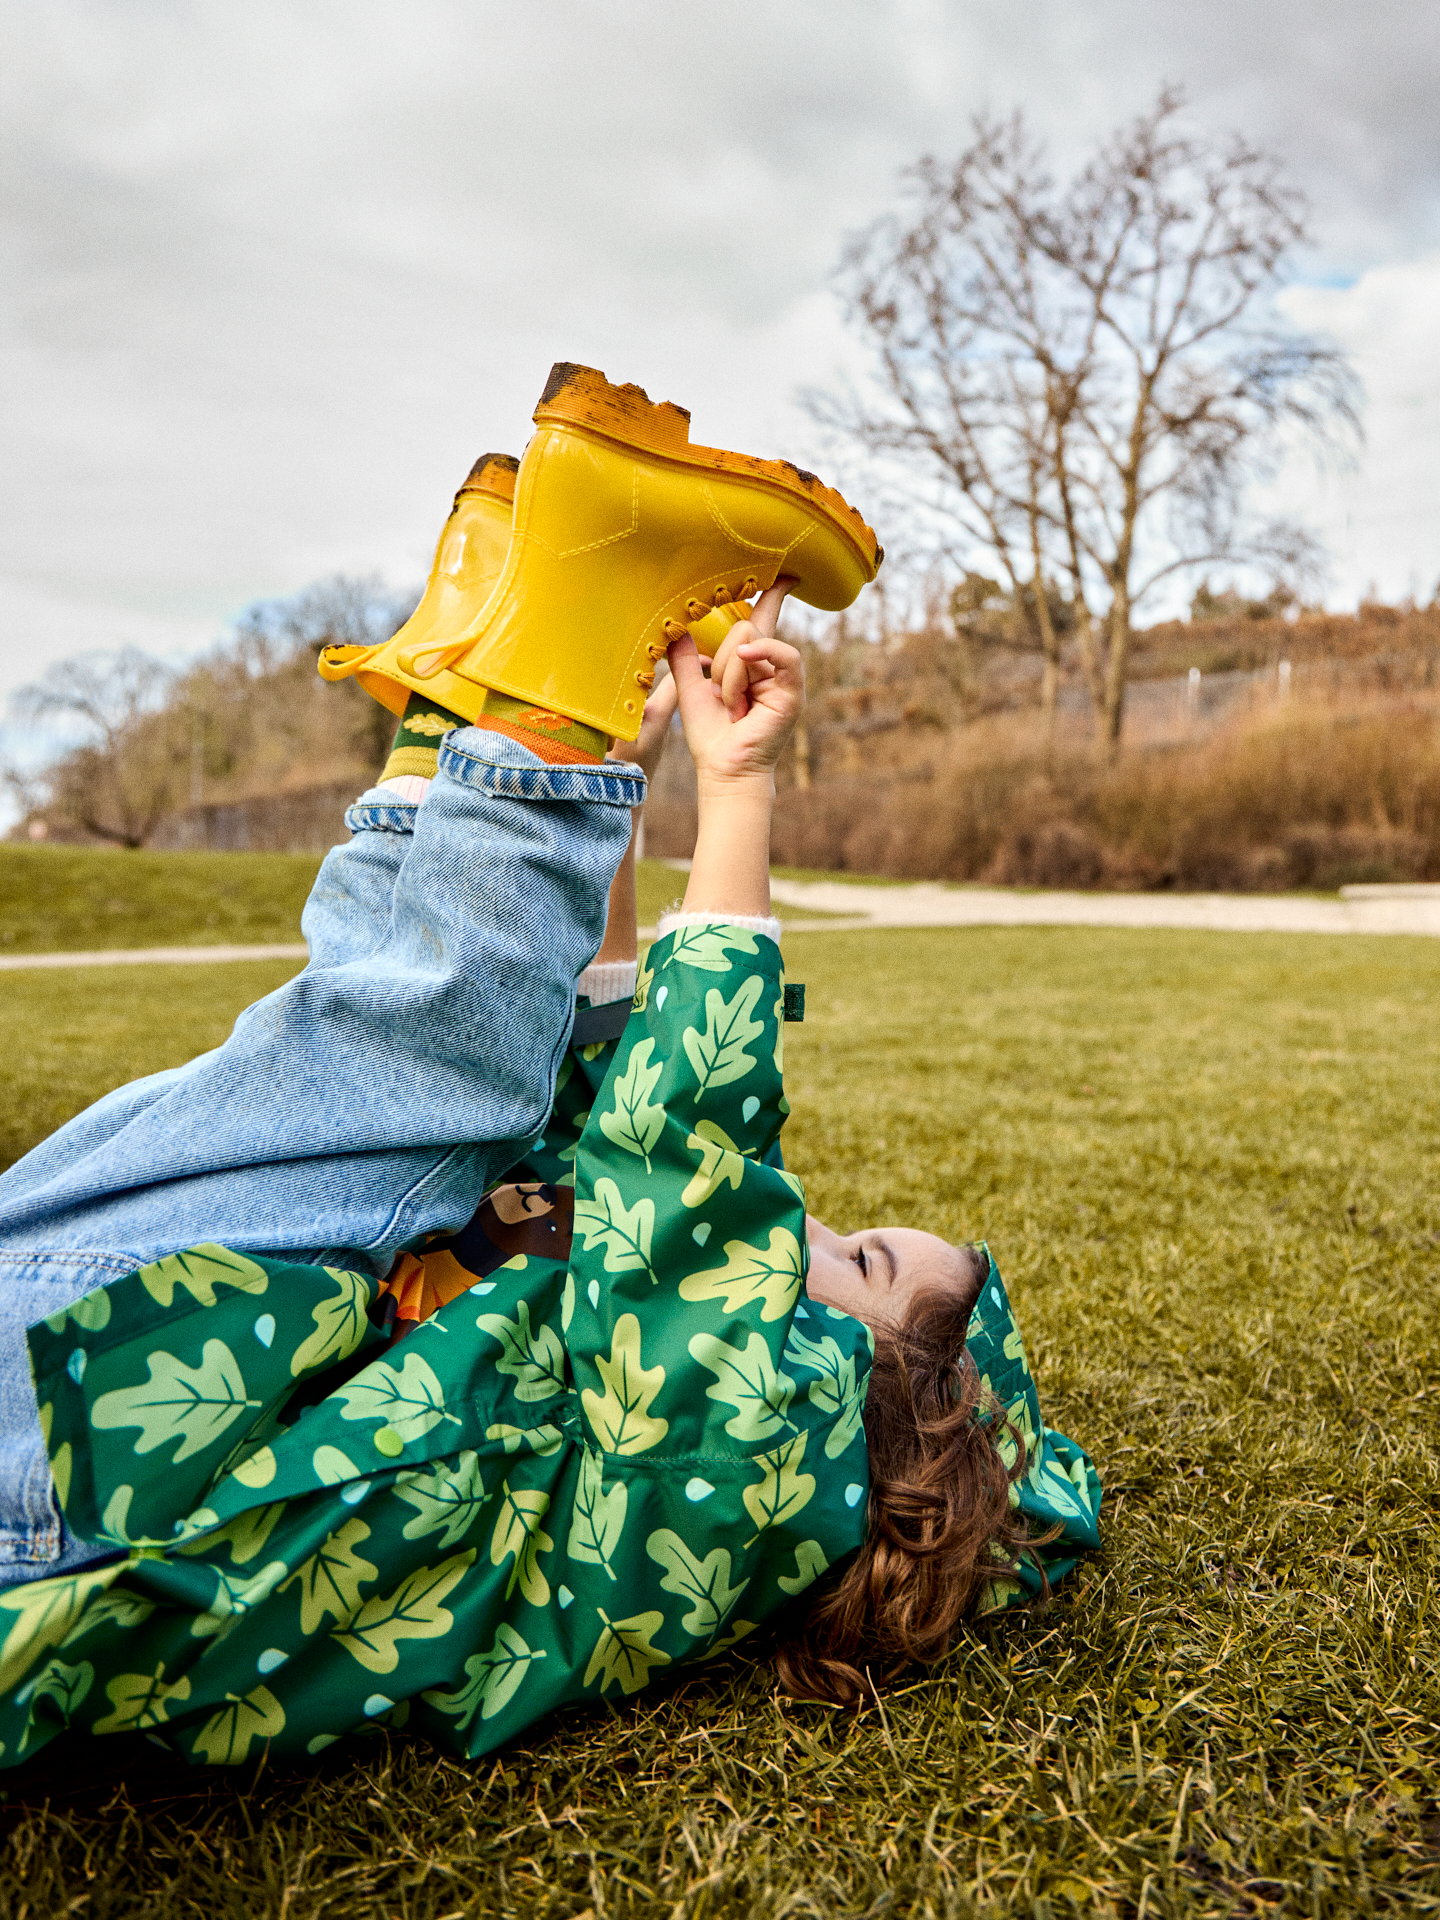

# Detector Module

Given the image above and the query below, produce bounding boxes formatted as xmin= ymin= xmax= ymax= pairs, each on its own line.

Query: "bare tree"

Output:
xmin=11 ymin=649 xmax=186 ymax=846
xmin=811 ymin=88 xmax=1360 ymax=752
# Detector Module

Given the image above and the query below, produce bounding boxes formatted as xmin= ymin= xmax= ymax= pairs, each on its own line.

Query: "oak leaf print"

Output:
xmin=645 ymin=1530 xmax=748 ymax=1639
xmin=393 ymin=1452 xmax=489 ymax=1549
xmin=678 ymin=1228 xmax=804 ymax=1324
xmin=191 ymin=1685 xmax=285 ymax=1765
xmin=683 ymin=976 xmax=766 ymax=1102
xmin=333 ymin=1549 xmax=475 ymax=1673
xmin=742 ymin=1431 xmax=816 ymax=1542
xmin=680 ymin=1120 xmax=746 ymax=1210
xmin=489 ymin=1484 xmax=553 ymax=1605
xmin=598 ymin=1038 xmax=666 ymax=1170
xmin=137 ymin=1245 xmax=269 ymax=1309
xmin=567 ymin=1448 xmax=628 ymax=1580
xmin=282 ymin=1518 xmax=378 ymax=1634
xmin=580 ymin=1315 xmax=669 ymax=1455
xmin=422 ymin=1622 xmax=546 ymax=1730
xmin=687 ymin=1331 xmax=796 ymax=1442
xmin=573 ymin=1178 xmax=656 ymax=1284
xmin=92 ymin=1661 xmax=191 ymax=1735
xmin=92 ymin=1340 xmax=259 ymax=1463
xmin=291 ymin=1268 xmax=372 ymax=1377
xmin=475 ymin=1300 xmax=567 ymax=1401
xmin=584 ymin=1609 xmax=670 ymax=1696
xmin=663 ymin=925 xmax=759 ymax=973
xmin=335 ymin=1350 xmax=459 ymax=1441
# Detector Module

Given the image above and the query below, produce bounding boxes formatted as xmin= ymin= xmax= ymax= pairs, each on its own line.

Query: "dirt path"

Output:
xmin=2 ymin=883 xmax=1437 ymax=970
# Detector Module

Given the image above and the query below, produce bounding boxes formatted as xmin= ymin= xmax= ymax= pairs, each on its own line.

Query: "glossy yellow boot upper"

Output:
xmin=398 ymin=363 xmax=882 ymax=740
xmin=316 ymin=453 xmax=519 ymax=719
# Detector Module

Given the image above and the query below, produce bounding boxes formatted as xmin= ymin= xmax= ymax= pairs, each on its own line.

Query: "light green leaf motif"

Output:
xmin=777 ymin=1539 xmax=830 ymax=1597
xmin=334 ymin=1549 xmax=475 ymax=1674
xmin=59 ymin=1590 xmax=155 ymax=1648
xmin=92 ymin=1661 xmax=192 ymax=1734
xmin=475 ymin=1301 xmax=567 ymax=1402
xmin=335 ymin=1350 xmax=459 ymax=1441
xmin=742 ymin=1431 xmax=816 ymax=1543
xmin=92 ymin=1340 xmax=259 ymax=1463
xmin=485 ymin=1422 xmax=563 ymax=1457
xmin=0 ymin=1564 xmax=121 ymax=1694
xmin=598 ymin=1038 xmax=666 ymax=1171
xmin=784 ymin=1327 xmax=867 ymax=1458
xmin=567 ymin=1449 xmax=628 ymax=1580
xmin=191 ymin=1685 xmax=285 ymax=1765
xmin=489 ymin=1483 xmax=553 ymax=1605
xmin=393 ymin=1452 xmax=488 ymax=1549
xmin=584 ymin=1609 xmax=671 ymax=1696
xmin=687 ymin=1331 xmax=796 ymax=1442
xmin=679 ymin=1228 xmax=804 ymax=1324
xmin=175 ymin=1503 xmax=283 ymax=1568
xmin=291 ymin=1268 xmax=372 ymax=1377
xmin=16 ymin=1658 xmax=93 ymax=1749
xmin=282 ymin=1518 xmax=378 ymax=1633
xmin=680 ymin=1120 xmax=747 ymax=1210
xmin=682 ymin=975 xmax=766 ymax=1103
xmin=190 ymin=1559 xmax=288 ymax=1640
xmin=137 ymin=1245 xmax=269 ymax=1309
xmin=645 ymin=1530 xmax=748 ymax=1639
xmin=581 ymin=1315 xmax=669 ymax=1455
xmin=43 ymin=1290 xmax=110 ymax=1334
xmin=663 ymin=924 xmax=759 ymax=973
xmin=422 ymin=1623 xmax=547 ymax=1731
xmin=574 ymin=1178 xmax=656 ymax=1284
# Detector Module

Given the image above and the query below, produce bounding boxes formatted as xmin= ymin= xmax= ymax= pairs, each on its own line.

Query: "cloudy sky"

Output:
xmin=3 ymin=0 xmax=1438 ymax=766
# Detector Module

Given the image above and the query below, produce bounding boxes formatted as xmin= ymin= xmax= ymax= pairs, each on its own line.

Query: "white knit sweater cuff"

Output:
xmin=577 ymin=959 xmax=638 ymax=1006
xmin=655 ymin=910 xmax=782 ymax=947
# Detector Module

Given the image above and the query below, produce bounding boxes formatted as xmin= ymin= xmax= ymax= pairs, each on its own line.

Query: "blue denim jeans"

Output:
xmin=0 ymin=728 xmax=643 ymax=1582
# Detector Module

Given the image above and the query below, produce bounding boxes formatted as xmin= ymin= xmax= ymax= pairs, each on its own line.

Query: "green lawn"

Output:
xmin=1 ymin=926 xmax=1437 ymax=1916
xmin=0 ymin=846 xmax=821 ymax=954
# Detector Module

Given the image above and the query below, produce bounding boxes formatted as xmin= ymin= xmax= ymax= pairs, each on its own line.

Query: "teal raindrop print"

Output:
xmin=845 ymin=1484 xmax=864 ymax=1507
xmin=685 ymin=1478 xmax=716 ymax=1502
xmin=257 ymin=1648 xmax=288 ymax=1674
xmin=692 ymin=1222 xmax=711 ymax=1247
xmin=253 ymin=1315 xmax=276 ymax=1349
xmin=66 ymin=1349 xmax=86 ymax=1385
xmin=742 ymin=1095 xmax=760 ymax=1124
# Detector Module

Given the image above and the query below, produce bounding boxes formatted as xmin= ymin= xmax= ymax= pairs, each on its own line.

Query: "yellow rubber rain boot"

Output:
xmin=317 ymin=452 xmax=519 ymax=718
xmin=347 ymin=363 xmax=881 ymax=741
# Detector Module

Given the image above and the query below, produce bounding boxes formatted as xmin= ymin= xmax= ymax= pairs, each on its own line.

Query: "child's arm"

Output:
xmin=590 ymin=672 xmax=680 ymax=969
xmin=665 ymin=581 xmax=802 ymax=918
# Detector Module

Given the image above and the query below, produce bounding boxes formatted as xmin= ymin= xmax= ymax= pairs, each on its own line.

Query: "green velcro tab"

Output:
xmin=783 ymin=983 xmax=805 ymax=1023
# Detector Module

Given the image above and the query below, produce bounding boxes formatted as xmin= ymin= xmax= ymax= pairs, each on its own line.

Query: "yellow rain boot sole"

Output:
xmin=316 ymin=452 xmax=519 ymax=719
xmin=397 ymin=363 xmax=882 ymax=739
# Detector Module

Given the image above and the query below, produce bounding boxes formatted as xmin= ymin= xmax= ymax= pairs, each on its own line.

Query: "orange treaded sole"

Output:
xmin=533 ymin=362 xmax=884 ymax=580
xmin=456 ymin=452 xmax=520 ymax=504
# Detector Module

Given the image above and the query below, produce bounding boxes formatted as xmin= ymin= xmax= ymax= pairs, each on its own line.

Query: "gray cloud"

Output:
xmin=2 ymin=0 xmax=1437 ymax=784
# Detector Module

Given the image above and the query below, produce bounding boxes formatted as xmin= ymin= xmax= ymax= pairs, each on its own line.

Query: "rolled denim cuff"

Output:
xmin=440 ymin=728 xmax=645 ymax=808
xmin=344 ymin=791 xmax=420 ymax=836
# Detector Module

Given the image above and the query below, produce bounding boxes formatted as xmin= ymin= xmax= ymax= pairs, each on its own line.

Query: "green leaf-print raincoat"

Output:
xmin=0 ymin=929 xmax=1100 ymax=1769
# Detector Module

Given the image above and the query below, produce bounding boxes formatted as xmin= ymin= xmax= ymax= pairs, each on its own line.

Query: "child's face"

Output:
xmin=803 ymin=1216 xmax=984 ymax=1330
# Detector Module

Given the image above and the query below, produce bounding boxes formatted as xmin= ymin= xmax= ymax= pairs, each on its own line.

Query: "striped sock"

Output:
xmin=381 ymin=694 xmax=467 ymax=784
xmin=472 ymin=689 xmax=607 ymax=766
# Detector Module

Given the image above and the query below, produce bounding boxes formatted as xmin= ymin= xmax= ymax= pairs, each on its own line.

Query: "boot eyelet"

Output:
xmin=711 ymin=587 xmax=732 ymax=606
xmin=662 ymin=619 xmax=688 ymax=643
xmin=635 ymin=670 xmax=655 ymax=689
xmin=740 ymin=577 xmax=759 ymax=597
xmin=623 ymin=700 xmax=637 ymax=713
xmin=684 ymin=599 xmax=708 ymax=620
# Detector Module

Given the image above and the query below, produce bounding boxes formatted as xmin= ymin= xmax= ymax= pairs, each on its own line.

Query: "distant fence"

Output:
xmin=150 ymin=785 xmax=357 ymax=854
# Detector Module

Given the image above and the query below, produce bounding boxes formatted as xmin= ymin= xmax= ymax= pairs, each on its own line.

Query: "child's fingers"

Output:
xmin=641 ymin=670 xmax=679 ymax=730
xmin=751 ymin=578 xmax=794 ymax=639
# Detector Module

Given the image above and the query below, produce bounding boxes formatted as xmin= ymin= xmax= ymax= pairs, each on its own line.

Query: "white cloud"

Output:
xmin=1278 ymin=257 xmax=1440 ymax=606
xmin=1 ymin=0 xmax=1437 ymax=782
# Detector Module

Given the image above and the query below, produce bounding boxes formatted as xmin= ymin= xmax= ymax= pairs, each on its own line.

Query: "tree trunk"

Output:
xmin=1101 ymin=591 xmax=1131 ymax=759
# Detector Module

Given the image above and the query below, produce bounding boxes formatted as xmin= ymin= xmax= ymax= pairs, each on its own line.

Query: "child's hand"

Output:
xmin=629 ymin=668 xmax=678 ymax=786
xmin=666 ymin=581 xmax=804 ymax=791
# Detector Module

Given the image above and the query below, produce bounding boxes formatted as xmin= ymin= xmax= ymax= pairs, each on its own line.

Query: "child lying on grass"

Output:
xmin=0 ymin=373 xmax=1099 ymax=1766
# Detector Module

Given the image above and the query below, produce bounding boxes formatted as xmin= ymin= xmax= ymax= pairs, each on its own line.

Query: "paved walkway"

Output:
xmin=1 ymin=885 xmax=1436 ymax=971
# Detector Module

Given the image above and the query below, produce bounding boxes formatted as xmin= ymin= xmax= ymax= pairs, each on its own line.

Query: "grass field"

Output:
xmin=0 ymin=846 xmax=824 ymax=954
xmin=0 ymin=926 xmax=1437 ymax=1916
